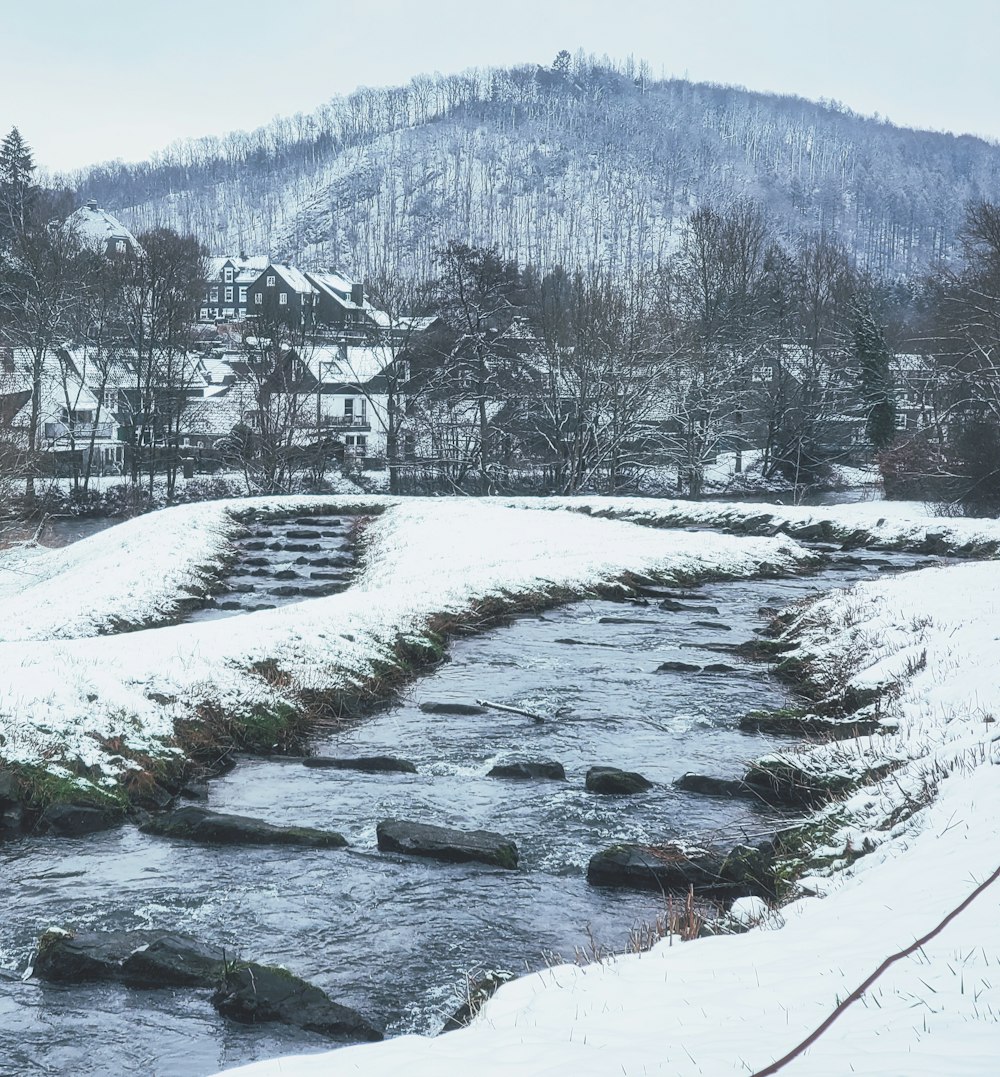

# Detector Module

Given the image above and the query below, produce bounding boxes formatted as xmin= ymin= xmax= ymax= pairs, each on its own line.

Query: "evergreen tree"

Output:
xmin=853 ymin=299 xmax=897 ymax=451
xmin=0 ymin=126 xmax=36 ymax=238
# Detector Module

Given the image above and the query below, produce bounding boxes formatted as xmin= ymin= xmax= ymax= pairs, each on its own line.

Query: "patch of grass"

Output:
xmin=8 ymin=762 xmax=128 ymax=815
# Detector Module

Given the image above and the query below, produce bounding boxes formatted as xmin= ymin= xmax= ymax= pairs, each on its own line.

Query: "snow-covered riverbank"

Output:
xmin=0 ymin=496 xmax=808 ymax=792
xmin=211 ymin=543 xmax=1000 ymax=1077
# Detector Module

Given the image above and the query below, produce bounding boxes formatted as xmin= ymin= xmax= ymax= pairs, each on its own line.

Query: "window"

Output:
xmin=199 ymin=308 xmax=209 ymax=320
xmin=279 ymin=292 xmax=288 ymax=305
xmin=343 ymin=399 xmax=354 ymax=419
xmin=751 ymin=364 xmax=774 ymax=383
xmin=103 ymin=389 xmax=117 ymax=410
xmin=255 ymin=292 xmax=263 ymax=304
xmin=895 ymin=413 xmax=908 ymax=430
xmin=239 ymin=287 xmax=247 ymax=302
xmin=266 ymin=275 xmax=276 ymax=287
xmin=115 ymin=240 xmax=125 ymax=253
xmin=210 ymin=288 xmax=219 ymax=302
xmin=224 ymin=267 xmax=234 ymax=283
xmin=225 ymin=287 xmax=233 ymax=303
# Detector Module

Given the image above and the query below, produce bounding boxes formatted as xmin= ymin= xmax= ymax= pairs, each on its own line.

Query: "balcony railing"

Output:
xmin=44 ymin=422 xmax=116 ymax=442
xmin=320 ymin=415 xmax=371 ymax=429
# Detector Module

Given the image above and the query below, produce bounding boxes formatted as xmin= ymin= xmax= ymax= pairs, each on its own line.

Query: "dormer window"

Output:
xmin=224 ymin=267 xmax=234 ymax=283
xmin=266 ymin=275 xmax=276 ymax=287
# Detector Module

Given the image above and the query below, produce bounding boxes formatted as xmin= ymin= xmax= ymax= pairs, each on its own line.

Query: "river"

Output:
xmin=0 ymin=526 xmax=935 ymax=1076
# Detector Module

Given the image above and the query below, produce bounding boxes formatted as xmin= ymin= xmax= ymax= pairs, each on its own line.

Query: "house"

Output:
xmin=200 ymin=255 xmax=270 ymax=322
xmin=1 ymin=347 xmax=125 ymax=476
xmin=67 ymin=199 xmax=141 ymax=257
xmin=306 ymin=270 xmax=369 ymax=332
xmin=246 ymin=263 xmax=317 ymax=326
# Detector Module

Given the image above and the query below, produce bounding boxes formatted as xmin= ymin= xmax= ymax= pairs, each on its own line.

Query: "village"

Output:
xmin=0 ymin=196 xmax=946 ymax=509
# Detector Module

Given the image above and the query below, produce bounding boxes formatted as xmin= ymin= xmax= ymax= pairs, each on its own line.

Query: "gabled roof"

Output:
xmin=308 ymin=271 xmax=363 ymax=310
xmin=305 ymin=345 xmax=392 ymax=386
xmin=267 ymin=264 xmax=315 ymax=295
xmin=207 ymin=255 xmax=270 ymax=283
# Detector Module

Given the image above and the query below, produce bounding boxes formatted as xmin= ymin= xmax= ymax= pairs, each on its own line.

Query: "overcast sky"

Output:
xmin=3 ymin=0 xmax=997 ymax=174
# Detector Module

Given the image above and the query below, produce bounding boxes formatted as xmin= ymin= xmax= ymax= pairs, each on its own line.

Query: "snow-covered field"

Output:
xmin=0 ymin=495 xmax=808 ymax=787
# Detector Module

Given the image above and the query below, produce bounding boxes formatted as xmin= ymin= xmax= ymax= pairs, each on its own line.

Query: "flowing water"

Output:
xmin=0 ymin=539 xmax=937 ymax=1077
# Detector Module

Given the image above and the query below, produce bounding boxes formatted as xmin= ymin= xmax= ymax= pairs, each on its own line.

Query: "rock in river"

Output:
xmin=212 ymin=962 xmax=383 ymax=1042
xmin=655 ymin=660 xmax=702 ymax=674
xmin=37 ymin=802 xmax=124 ymax=837
xmin=487 ymin=760 xmax=566 ymax=781
xmin=419 ymin=701 xmax=488 ymax=716
xmin=33 ymin=928 xmax=225 ymax=987
xmin=587 ymin=841 xmax=775 ymax=898
xmin=303 ymin=755 xmax=417 ymax=774
xmin=587 ymin=843 xmax=727 ymax=892
xmin=585 ymin=766 xmax=653 ymax=795
xmin=376 ymin=818 xmax=519 ymax=870
xmin=140 ymin=806 xmax=347 ymax=848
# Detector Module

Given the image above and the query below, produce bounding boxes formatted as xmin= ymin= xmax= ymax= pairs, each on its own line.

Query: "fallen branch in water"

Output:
xmin=476 ymin=699 xmax=546 ymax=724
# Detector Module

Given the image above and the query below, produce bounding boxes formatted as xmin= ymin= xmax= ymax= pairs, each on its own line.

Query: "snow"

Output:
xmin=507 ymin=495 xmax=1000 ymax=553
xmin=272 ymin=264 xmax=315 ymax=295
xmin=0 ymin=496 xmax=808 ymax=786
xmin=200 ymin=499 xmax=1000 ymax=1077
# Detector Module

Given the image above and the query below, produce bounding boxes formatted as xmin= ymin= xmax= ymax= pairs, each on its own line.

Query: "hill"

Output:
xmin=69 ymin=57 xmax=1000 ymax=279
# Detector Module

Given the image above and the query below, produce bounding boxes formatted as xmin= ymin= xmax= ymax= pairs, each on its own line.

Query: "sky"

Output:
xmin=2 ymin=0 xmax=997 ymax=174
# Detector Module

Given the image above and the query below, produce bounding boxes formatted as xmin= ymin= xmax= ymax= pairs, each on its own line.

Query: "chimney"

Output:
xmin=86 ymin=198 xmax=98 ymax=211
xmin=350 ymin=282 xmax=364 ymax=307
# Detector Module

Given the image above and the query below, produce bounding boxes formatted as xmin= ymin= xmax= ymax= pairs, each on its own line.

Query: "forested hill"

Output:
xmin=70 ymin=58 xmax=1000 ymax=280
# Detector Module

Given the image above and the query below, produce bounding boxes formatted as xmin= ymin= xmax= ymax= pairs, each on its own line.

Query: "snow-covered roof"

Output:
xmin=271 ymin=264 xmax=315 ymax=295
xmin=206 ymin=255 xmax=270 ymax=283
xmin=367 ymin=309 xmax=437 ymax=333
xmin=67 ymin=201 xmax=140 ymax=254
xmin=308 ymin=271 xmax=363 ymax=309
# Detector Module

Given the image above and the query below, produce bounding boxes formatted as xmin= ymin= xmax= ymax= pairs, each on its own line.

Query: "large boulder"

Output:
xmin=587 ymin=843 xmax=727 ymax=892
xmin=140 ymin=806 xmax=347 ymax=848
xmin=37 ymin=802 xmax=124 ymax=837
xmin=674 ymin=773 xmax=754 ymax=799
xmin=376 ymin=819 xmax=519 ymax=870
xmin=32 ymin=928 xmax=225 ymax=987
xmin=585 ymin=766 xmax=653 ymax=795
xmin=487 ymin=760 xmax=566 ymax=781
xmin=587 ymin=841 xmax=776 ymax=898
xmin=303 ymin=755 xmax=417 ymax=774
xmin=212 ymin=963 xmax=382 ymax=1041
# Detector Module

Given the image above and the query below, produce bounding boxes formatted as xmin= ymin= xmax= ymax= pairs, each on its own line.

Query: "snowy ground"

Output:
xmin=201 ymin=503 xmax=1000 ymax=1077
xmin=0 ymin=495 xmax=809 ymax=788
xmin=508 ymin=494 xmax=1000 ymax=553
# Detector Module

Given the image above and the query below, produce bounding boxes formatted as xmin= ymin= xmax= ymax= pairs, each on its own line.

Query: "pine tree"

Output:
xmin=853 ymin=300 xmax=897 ymax=451
xmin=0 ymin=126 xmax=36 ymax=237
